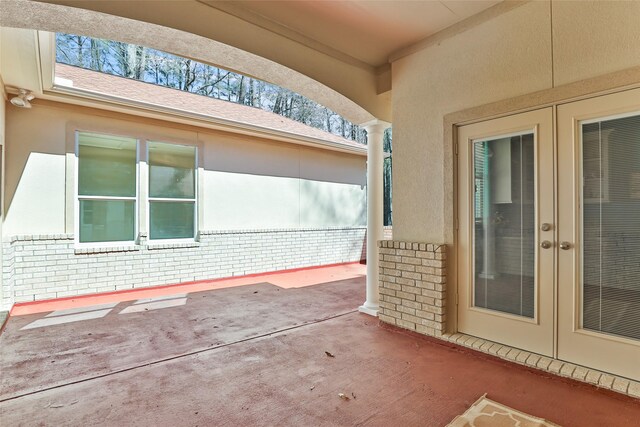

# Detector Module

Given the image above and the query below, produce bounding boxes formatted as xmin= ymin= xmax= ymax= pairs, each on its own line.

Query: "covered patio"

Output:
xmin=1 ymin=264 xmax=638 ymax=426
xmin=1 ymin=1 xmax=640 ymax=424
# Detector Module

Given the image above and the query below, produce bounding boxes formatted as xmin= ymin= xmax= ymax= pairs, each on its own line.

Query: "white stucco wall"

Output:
xmin=391 ymin=0 xmax=640 ymax=244
xmin=1 ymin=96 xmax=5 ymax=309
xmin=4 ymin=104 xmax=69 ymax=235
xmin=3 ymin=101 xmax=366 ymax=237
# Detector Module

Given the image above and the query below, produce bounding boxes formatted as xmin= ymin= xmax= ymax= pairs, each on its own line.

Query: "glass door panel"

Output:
xmin=581 ymin=114 xmax=640 ymax=341
xmin=473 ymin=133 xmax=536 ymax=318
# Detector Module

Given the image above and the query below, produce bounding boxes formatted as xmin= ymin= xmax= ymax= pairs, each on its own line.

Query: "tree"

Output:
xmin=383 ymin=129 xmax=393 ymax=226
xmin=55 ymin=33 xmax=370 ymax=142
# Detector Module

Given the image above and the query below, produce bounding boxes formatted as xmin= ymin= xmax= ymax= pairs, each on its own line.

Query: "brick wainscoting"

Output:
xmin=1 ymin=227 xmax=366 ymax=308
xmin=377 ymin=240 xmax=446 ymax=336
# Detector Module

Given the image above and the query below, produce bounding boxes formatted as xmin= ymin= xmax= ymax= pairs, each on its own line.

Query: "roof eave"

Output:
xmin=40 ymin=84 xmax=368 ymax=157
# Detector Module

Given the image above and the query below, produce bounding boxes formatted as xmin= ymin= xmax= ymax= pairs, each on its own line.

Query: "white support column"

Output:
xmin=359 ymin=120 xmax=389 ymax=317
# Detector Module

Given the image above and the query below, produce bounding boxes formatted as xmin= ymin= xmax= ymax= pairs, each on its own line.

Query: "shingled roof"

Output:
xmin=54 ymin=64 xmax=365 ymax=152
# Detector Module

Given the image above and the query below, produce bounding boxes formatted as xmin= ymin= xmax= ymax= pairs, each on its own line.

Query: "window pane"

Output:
xmin=474 ymin=133 xmax=536 ymax=318
xmin=149 ymin=142 xmax=196 ymax=199
xmin=79 ymin=199 xmax=135 ymax=243
xmin=149 ymin=201 xmax=195 ymax=240
xmin=582 ymin=114 xmax=640 ymax=340
xmin=78 ymin=132 xmax=137 ymax=197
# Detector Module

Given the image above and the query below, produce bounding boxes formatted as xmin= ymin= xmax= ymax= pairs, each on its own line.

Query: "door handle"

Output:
xmin=540 ymin=240 xmax=552 ymax=249
xmin=560 ymin=241 xmax=572 ymax=250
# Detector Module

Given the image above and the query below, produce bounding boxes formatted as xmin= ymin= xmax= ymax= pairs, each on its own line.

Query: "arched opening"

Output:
xmin=0 ymin=0 xmax=380 ymax=125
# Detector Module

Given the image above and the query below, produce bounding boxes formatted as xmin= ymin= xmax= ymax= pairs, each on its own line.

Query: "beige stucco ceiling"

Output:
xmin=205 ymin=1 xmax=501 ymax=68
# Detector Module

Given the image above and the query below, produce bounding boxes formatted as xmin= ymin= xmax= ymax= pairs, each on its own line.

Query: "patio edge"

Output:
xmin=8 ymin=261 xmax=365 ymax=316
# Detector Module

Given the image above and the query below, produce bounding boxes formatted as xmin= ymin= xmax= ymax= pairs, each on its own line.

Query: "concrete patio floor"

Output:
xmin=0 ymin=265 xmax=638 ymax=426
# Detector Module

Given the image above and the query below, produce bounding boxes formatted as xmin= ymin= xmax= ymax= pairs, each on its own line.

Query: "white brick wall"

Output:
xmin=1 ymin=227 xmax=366 ymax=308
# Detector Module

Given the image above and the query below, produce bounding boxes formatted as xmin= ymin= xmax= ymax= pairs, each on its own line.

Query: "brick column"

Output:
xmin=377 ymin=240 xmax=446 ymax=336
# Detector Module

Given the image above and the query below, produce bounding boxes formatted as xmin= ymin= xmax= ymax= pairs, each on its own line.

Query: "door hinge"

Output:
xmin=455 ymin=142 xmax=459 ymax=155
xmin=455 ymin=217 xmax=459 ymax=230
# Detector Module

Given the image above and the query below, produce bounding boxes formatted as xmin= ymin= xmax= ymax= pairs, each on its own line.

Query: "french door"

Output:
xmin=458 ymin=90 xmax=640 ymax=381
xmin=457 ymin=108 xmax=555 ymax=357
xmin=557 ymin=88 xmax=640 ymax=380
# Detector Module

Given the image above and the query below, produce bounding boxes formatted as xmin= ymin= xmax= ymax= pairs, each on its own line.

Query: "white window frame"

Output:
xmin=145 ymin=141 xmax=198 ymax=243
xmin=74 ymin=131 xmax=140 ymax=248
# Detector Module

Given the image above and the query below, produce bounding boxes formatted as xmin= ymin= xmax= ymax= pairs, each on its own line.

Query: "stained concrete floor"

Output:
xmin=1 ymin=270 xmax=639 ymax=426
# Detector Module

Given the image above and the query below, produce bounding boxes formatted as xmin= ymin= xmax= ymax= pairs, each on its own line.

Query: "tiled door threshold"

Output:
xmin=439 ymin=332 xmax=640 ymax=400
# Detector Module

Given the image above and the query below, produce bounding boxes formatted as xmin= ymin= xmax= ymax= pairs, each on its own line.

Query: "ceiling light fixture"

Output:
xmin=10 ymin=89 xmax=35 ymax=108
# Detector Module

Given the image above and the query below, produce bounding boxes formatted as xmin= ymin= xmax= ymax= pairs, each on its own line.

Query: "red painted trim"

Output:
xmin=10 ymin=261 xmax=362 ymax=312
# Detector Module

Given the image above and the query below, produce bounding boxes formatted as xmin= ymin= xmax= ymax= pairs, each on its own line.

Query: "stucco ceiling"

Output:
xmin=204 ymin=1 xmax=501 ymax=67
